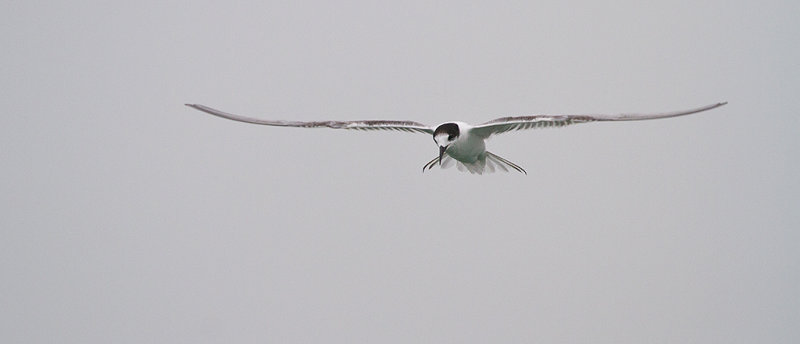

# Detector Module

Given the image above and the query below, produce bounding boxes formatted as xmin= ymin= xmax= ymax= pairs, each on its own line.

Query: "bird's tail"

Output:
xmin=422 ymin=155 xmax=456 ymax=172
xmin=422 ymin=152 xmax=526 ymax=175
xmin=485 ymin=151 xmax=527 ymax=175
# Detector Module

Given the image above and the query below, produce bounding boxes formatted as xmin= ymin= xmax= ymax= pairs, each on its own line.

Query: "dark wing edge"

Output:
xmin=589 ymin=101 xmax=728 ymax=121
xmin=185 ymin=104 xmax=433 ymax=134
xmin=471 ymin=102 xmax=727 ymax=138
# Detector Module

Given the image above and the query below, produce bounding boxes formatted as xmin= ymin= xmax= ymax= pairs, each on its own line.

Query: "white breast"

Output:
xmin=445 ymin=123 xmax=485 ymax=163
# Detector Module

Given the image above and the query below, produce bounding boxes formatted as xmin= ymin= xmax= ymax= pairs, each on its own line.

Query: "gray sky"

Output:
xmin=2 ymin=0 xmax=798 ymax=343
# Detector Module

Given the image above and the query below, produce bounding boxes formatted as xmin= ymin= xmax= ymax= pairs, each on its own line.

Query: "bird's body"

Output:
xmin=441 ymin=122 xmax=482 ymax=163
xmin=185 ymin=102 xmax=727 ymax=174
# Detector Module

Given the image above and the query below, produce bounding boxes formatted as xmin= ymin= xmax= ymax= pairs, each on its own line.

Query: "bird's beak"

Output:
xmin=438 ymin=145 xmax=448 ymax=165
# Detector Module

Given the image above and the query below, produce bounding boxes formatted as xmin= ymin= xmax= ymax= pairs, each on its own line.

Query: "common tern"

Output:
xmin=185 ymin=102 xmax=727 ymax=174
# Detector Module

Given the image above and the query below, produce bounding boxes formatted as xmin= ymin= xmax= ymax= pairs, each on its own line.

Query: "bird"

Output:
xmin=185 ymin=101 xmax=727 ymax=175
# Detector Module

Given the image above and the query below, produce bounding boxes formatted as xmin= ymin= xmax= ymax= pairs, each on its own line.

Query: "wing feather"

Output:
xmin=471 ymin=102 xmax=727 ymax=138
xmin=186 ymin=104 xmax=433 ymax=134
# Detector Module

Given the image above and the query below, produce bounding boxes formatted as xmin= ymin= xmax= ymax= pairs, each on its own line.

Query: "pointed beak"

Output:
xmin=438 ymin=145 xmax=448 ymax=165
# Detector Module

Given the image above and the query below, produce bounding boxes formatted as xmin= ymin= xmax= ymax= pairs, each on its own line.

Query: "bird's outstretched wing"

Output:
xmin=185 ymin=104 xmax=433 ymax=134
xmin=470 ymin=102 xmax=727 ymax=138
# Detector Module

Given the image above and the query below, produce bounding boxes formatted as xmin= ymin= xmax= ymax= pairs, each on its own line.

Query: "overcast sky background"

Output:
xmin=2 ymin=1 xmax=798 ymax=343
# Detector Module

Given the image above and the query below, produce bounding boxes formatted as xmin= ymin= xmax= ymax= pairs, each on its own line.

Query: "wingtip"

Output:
xmin=185 ymin=103 xmax=207 ymax=112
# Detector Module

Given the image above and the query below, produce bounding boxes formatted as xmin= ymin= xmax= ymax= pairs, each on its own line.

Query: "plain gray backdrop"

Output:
xmin=2 ymin=0 xmax=798 ymax=342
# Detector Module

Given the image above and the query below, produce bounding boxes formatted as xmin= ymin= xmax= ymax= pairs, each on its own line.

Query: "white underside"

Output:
xmin=425 ymin=153 xmax=525 ymax=175
xmin=426 ymin=123 xmax=526 ymax=174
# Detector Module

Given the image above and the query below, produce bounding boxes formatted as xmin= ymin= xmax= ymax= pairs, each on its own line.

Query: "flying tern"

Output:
xmin=185 ymin=102 xmax=727 ymax=174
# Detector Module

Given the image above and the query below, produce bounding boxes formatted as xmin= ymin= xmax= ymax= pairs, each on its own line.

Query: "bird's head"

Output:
xmin=433 ymin=122 xmax=460 ymax=165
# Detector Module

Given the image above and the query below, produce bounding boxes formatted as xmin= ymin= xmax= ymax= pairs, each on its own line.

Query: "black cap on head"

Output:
xmin=433 ymin=123 xmax=460 ymax=141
